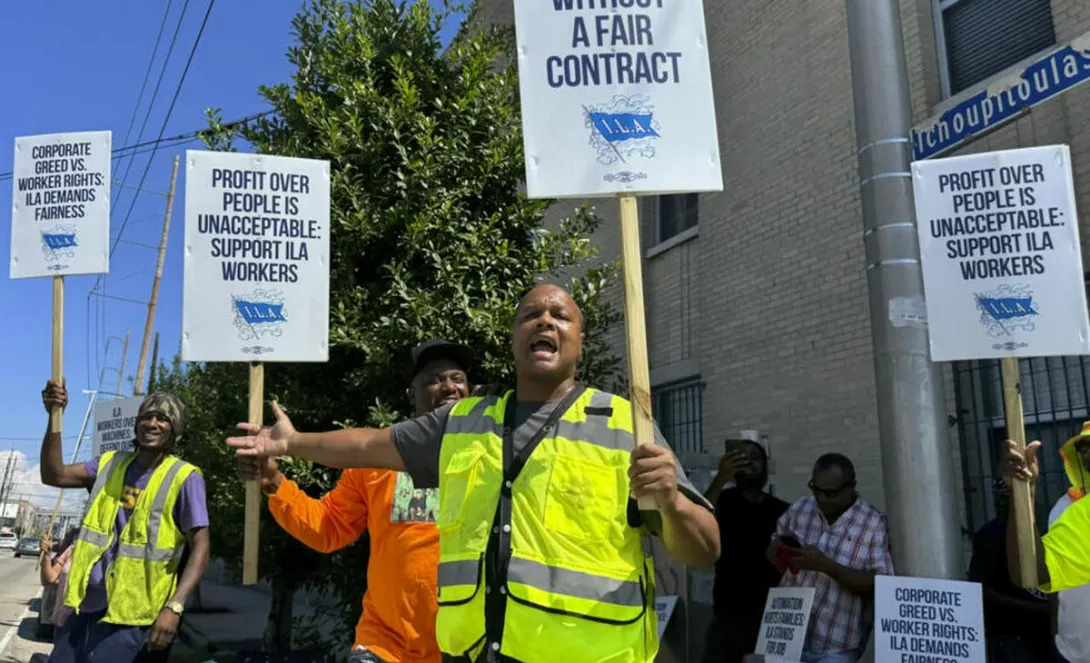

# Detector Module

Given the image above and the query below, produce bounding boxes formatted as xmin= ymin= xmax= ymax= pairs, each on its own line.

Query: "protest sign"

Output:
xmin=10 ymin=131 xmax=111 ymax=279
xmin=181 ymin=150 xmax=331 ymax=363
xmin=513 ymin=0 xmax=722 ymax=198
xmin=875 ymin=576 xmax=984 ymax=663
xmin=93 ymin=397 xmax=143 ymax=458
xmin=754 ymin=587 xmax=814 ymax=661
xmin=911 ymin=145 xmax=1090 ymax=361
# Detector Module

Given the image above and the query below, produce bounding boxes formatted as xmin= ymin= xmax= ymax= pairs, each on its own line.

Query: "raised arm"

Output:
xmin=227 ymin=401 xmax=405 ymax=471
xmin=39 ymin=380 xmax=93 ymax=489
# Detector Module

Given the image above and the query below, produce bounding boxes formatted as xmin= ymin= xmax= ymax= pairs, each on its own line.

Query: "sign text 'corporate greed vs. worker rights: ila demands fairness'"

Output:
xmin=182 ymin=150 xmax=330 ymax=364
xmin=912 ymin=145 xmax=1090 ymax=361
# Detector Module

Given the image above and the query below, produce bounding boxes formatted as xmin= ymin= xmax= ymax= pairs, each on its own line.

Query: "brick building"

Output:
xmin=474 ymin=0 xmax=1090 ymax=656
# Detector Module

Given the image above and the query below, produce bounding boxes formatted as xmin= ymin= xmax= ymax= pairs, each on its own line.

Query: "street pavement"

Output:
xmin=0 ymin=553 xmax=51 ymax=663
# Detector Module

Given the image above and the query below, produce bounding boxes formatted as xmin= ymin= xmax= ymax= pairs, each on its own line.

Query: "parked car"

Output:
xmin=0 ymin=532 xmax=16 ymax=550
xmin=14 ymin=537 xmax=40 ymax=558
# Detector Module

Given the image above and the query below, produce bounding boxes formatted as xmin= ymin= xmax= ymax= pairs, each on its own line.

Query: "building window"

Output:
xmin=652 ymin=378 xmax=703 ymax=454
xmin=657 ymin=193 xmax=699 ymax=244
xmin=936 ymin=0 xmax=1056 ymax=97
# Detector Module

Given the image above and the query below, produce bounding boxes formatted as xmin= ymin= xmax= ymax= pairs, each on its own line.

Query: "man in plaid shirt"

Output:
xmin=767 ymin=453 xmax=894 ymax=663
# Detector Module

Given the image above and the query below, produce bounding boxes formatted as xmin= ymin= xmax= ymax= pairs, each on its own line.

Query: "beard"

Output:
xmin=736 ymin=472 xmax=767 ymax=491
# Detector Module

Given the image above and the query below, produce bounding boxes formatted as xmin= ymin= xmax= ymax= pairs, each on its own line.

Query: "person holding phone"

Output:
xmin=702 ymin=440 xmax=788 ymax=663
xmin=768 ymin=453 xmax=894 ymax=663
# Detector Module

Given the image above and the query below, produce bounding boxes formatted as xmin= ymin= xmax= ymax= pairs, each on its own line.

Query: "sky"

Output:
xmin=0 ymin=1 xmax=459 ymax=513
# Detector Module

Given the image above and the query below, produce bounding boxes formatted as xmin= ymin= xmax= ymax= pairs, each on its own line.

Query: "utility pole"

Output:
xmin=845 ymin=0 xmax=963 ymax=578
xmin=148 ymin=332 xmax=160 ymax=393
xmin=0 ymin=452 xmax=15 ymax=527
xmin=115 ymin=328 xmax=131 ymax=398
xmin=134 ymin=155 xmax=179 ymax=396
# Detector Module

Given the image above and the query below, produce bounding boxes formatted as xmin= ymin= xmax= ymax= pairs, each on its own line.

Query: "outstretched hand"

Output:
xmin=227 ymin=401 xmax=296 ymax=457
xmin=1001 ymin=438 xmax=1041 ymax=487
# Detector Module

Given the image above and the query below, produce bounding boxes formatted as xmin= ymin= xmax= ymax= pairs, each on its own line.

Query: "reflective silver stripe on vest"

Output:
xmin=437 ymin=559 xmax=479 ymax=588
xmin=553 ymin=390 xmax=633 ymax=451
xmin=445 ymin=397 xmax=503 ymax=436
xmin=115 ymin=458 xmax=188 ymax=562
xmin=77 ymin=528 xmax=111 ymax=547
xmin=507 ymin=557 xmax=642 ymax=607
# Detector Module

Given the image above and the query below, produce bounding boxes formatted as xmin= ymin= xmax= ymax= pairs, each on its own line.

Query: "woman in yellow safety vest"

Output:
xmin=227 ymin=283 xmax=721 ymax=663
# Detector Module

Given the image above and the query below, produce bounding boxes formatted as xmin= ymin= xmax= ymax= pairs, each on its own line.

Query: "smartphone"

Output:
xmin=779 ymin=534 xmax=802 ymax=548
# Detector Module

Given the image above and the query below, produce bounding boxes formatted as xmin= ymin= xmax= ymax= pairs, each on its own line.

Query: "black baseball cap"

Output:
xmin=409 ymin=339 xmax=475 ymax=379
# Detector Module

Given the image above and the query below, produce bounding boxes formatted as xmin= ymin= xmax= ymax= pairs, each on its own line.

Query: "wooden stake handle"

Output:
xmin=618 ymin=195 xmax=657 ymax=512
xmin=1001 ymin=357 xmax=1039 ymax=589
xmin=243 ymin=362 xmax=264 ymax=585
xmin=36 ymin=489 xmax=66 ymax=571
xmin=50 ymin=276 xmax=64 ymax=431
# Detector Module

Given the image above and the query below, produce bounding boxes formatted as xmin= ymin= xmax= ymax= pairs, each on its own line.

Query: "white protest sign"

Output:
xmin=654 ymin=594 xmax=677 ymax=638
xmin=875 ymin=576 xmax=984 ymax=663
xmin=912 ymin=145 xmax=1090 ymax=361
xmin=513 ymin=0 xmax=722 ymax=198
xmin=93 ymin=396 xmax=143 ymax=458
xmin=10 ymin=131 xmax=111 ymax=278
xmin=182 ymin=150 xmax=330 ymax=363
xmin=754 ymin=587 xmax=813 ymax=661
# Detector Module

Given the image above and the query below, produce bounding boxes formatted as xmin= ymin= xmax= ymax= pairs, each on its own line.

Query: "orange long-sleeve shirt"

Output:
xmin=268 ymin=469 xmax=440 ymax=663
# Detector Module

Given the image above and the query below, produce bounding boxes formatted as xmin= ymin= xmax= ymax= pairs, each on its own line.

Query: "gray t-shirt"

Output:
xmin=391 ymin=397 xmax=713 ymax=517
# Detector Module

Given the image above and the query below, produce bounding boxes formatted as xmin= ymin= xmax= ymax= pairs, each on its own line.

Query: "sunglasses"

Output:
xmin=808 ymin=480 xmax=855 ymax=499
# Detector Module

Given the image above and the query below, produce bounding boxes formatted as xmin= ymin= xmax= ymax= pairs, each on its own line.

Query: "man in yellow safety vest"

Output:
xmin=227 ymin=283 xmax=721 ymax=662
xmin=40 ymin=381 xmax=210 ymax=663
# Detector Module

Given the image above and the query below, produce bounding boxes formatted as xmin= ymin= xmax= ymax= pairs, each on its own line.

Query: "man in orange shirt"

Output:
xmin=238 ymin=339 xmax=474 ymax=663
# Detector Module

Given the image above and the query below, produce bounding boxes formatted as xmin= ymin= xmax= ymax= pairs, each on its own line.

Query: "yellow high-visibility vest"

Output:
xmin=65 ymin=451 xmax=199 ymax=626
xmin=435 ymin=387 xmax=658 ymax=662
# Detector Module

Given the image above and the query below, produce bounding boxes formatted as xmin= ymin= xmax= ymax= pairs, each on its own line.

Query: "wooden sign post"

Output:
xmin=1000 ymin=357 xmax=1038 ymax=587
xmin=51 ymin=276 xmax=64 ymax=431
xmin=619 ymin=196 xmax=657 ymax=509
xmin=183 ymin=151 xmax=331 ymax=586
xmin=243 ymin=363 xmax=265 ymax=584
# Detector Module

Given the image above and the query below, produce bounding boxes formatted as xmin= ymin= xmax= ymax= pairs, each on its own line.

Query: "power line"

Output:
xmin=114 ymin=0 xmax=177 ymax=172
xmin=107 ymin=0 xmax=217 ymax=265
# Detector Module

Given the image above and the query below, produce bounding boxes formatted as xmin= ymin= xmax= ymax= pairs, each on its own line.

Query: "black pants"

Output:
xmin=702 ymin=612 xmax=763 ymax=663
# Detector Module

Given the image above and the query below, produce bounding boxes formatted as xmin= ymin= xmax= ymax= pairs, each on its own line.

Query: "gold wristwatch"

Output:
xmin=166 ymin=601 xmax=185 ymax=615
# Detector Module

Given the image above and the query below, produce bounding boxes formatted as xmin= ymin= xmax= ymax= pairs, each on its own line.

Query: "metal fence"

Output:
xmin=653 ymin=378 xmax=705 ymax=454
xmin=953 ymin=355 xmax=1085 ymax=534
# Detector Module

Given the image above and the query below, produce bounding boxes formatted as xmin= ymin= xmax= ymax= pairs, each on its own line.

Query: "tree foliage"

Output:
xmin=159 ymin=0 xmax=621 ymax=650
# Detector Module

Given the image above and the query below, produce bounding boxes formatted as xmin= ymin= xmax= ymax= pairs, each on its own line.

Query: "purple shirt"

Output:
xmin=80 ymin=456 xmax=209 ymax=612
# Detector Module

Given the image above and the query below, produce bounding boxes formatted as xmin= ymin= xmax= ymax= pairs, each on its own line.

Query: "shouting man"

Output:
xmin=226 ymin=283 xmax=720 ymax=662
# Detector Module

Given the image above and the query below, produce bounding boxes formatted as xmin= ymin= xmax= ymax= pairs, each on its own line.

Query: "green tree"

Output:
xmin=161 ymin=0 xmax=621 ymax=651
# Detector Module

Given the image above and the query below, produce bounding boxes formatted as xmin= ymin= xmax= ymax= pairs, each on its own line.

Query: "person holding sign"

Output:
xmin=237 ymin=339 xmax=476 ymax=663
xmin=767 ymin=453 xmax=895 ymax=663
xmin=1045 ymin=425 xmax=1090 ymax=663
xmin=226 ymin=284 xmax=720 ymax=662
xmin=40 ymin=381 xmax=210 ymax=663
xmin=1002 ymin=437 xmax=1090 ymax=593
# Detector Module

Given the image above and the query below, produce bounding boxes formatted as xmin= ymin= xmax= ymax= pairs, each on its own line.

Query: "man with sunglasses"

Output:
xmin=237 ymin=339 xmax=475 ymax=663
xmin=767 ymin=453 xmax=894 ymax=663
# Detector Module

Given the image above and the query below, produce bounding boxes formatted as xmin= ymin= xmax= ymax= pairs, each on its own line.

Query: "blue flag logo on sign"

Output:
xmin=588 ymin=112 xmax=660 ymax=143
xmin=976 ymin=285 xmax=1038 ymax=341
xmin=235 ymin=300 xmax=287 ymax=325
xmin=233 ymin=291 xmax=287 ymax=355
xmin=42 ymin=233 xmax=78 ymax=250
xmin=585 ymin=94 xmax=661 ymax=175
